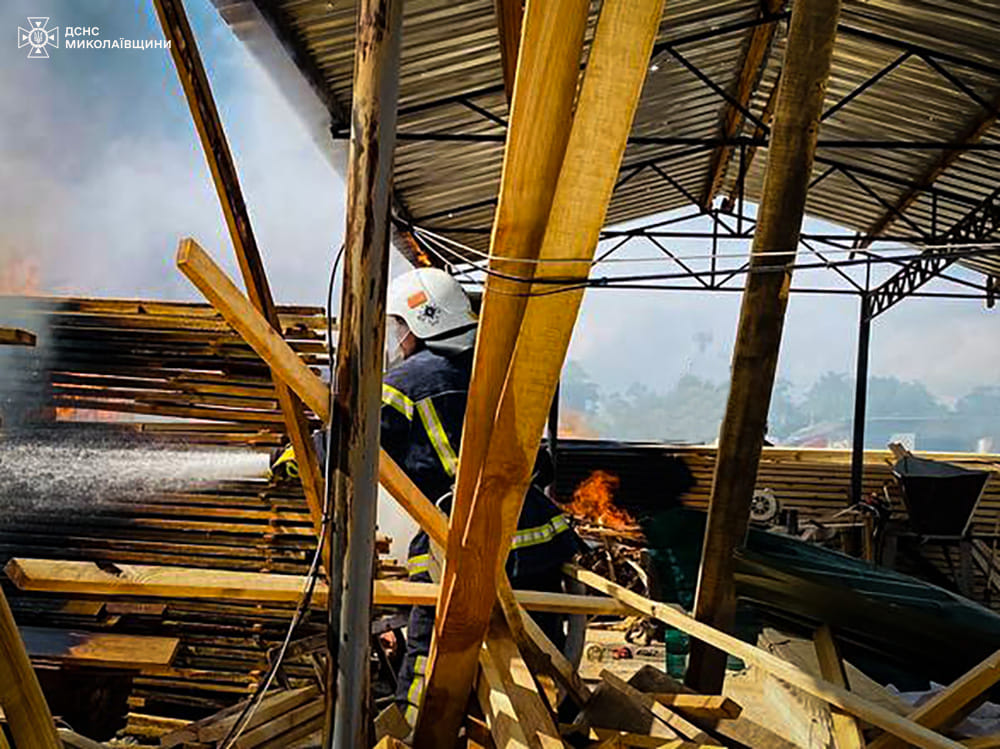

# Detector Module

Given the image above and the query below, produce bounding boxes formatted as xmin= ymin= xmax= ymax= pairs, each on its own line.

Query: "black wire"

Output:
xmin=323 ymin=243 xmax=346 ymax=729
xmin=219 ymin=243 xmax=346 ymax=748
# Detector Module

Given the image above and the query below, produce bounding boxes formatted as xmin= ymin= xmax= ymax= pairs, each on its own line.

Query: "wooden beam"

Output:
xmin=868 ymin=649 xmax=1000 ymax=749
xmin=4 ymin=558 xmax=629 ymax=616
xmin=861 ymin=93 xmax=1000 ymax=246
xmin=174 ymin=239 xmax=584 ymax=685
xmin=326 ymin=0 xmax=401 ymax=744
xmin=963 ymin=734 xmax=1000 ymax=749
xmin=600 ymin=671 xmax=716 ymax=744
xmin=477 ymin=643 xmax=532 ymax=749
xmin=416 ymin=0 xmax=665 ymax=742
xmin=19 ymin=627 xmax=179 ymax=671
xmin=699 ymin=0 xmax=786 ymax=209
xmin=720 ymin=68 xmax=781 ymax=214
xmin=687 ymin=0 xmax=842 ymax=693
xmin=583 ymin=730 xmax=703 ymax=748
xmin=813 ymin=626 xmax=866 ymax=749
xmin=0 ymin=586 xmax=60 ymax=749
xmin=496 ymin=579 xmax=592 ymax=708
xmin=481 ymin=611 xmax=563 ymax=749
xmin=177 ymin=238 xmax=446 ymax=545
xmin=650 ymin=695 xmax=742 ymax=721
xmin=0 ymin=327 xmax=36 ymax=346
xmin=152 ymin=0 xmax=326 ymax=556
xmin=448 ymin=0 xmax=589 ymax=613
xmin=56 ymin=729 xmax=106 ymax=749
xmin=494 ymin=0 xmax=524 ymax=102
xmin=566 ymin=565 xmax=964 ymax=749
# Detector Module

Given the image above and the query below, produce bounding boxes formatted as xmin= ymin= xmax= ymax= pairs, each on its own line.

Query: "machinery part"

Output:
xmin=750 ymin=488 xmax=780 ymax=523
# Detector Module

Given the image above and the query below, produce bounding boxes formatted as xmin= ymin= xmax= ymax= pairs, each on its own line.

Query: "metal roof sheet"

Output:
xmin=212 ymin=0 xmax=1000 ymax=280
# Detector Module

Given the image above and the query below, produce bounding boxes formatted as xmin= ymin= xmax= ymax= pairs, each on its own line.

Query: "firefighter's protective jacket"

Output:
xmin=384 ymin=342 xmax=579 ymax=726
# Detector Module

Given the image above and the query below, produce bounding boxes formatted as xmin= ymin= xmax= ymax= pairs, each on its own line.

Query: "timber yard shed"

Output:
xmin=2 ymin=0 xmax=1000 ymax=748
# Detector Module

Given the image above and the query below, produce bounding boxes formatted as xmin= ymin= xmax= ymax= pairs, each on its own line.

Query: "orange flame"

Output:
xmin=559 ymin=409 xmax=599 ymax=438
xmin=564 ymin=470 xmax=634 ymax=530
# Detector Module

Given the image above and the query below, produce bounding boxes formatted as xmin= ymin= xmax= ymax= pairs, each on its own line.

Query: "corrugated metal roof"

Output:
xmin=212 ymin=0 xmax=1000 ymax=279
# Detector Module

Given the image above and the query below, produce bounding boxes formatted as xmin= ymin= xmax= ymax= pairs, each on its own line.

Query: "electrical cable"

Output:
xmin=413 ymin=225 xmax=998 ymax=299
xmin=411 ymin=221 xmax=1000 ymax=266
xmin=219 ymin=243 xmax=346 ymax=749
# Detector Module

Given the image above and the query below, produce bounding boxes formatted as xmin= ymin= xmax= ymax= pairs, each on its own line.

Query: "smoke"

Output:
xmin=0 ymin=0 xmax=345 ymax=303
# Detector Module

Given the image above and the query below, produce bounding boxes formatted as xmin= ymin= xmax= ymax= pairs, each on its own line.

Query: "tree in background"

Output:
xmin=559 ymin=360 xmax=998 ymax=451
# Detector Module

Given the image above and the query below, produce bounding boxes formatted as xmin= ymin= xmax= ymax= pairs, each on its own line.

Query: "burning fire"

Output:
xmin=563 ymin=470 xmax=634 ymax=530
xmin=559 ymin=409 xmax=599 ymax=438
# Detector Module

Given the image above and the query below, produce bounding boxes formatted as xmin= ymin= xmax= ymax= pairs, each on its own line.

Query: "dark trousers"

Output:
xmin=394 ymin=565 xmax=566 ymax=722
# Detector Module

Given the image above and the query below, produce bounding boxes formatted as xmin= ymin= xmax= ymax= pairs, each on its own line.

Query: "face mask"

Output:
xmin=385 ymin=317 xmax=410 ymax=371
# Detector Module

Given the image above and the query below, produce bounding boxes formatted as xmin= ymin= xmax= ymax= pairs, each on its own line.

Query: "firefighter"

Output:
xmin=270 ymin=266 xmax=580 ymax=728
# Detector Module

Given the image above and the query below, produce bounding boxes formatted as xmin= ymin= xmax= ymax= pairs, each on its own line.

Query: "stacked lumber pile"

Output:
xmin=160 ymin=686 xmax=323 ymax=749
xmin=556 ymin=440 xmax=1000 ymax=610
xmin=673 ymin=446 xmax=1000 ymax=605
xmin=0 ymin=296 xmax=391 ymax=740
xmin=0 ymin=295 xmax=328 ymax=431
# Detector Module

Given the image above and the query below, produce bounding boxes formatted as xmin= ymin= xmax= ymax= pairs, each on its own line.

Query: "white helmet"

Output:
xmin=386 ymin=267 xmax=477 ymax=340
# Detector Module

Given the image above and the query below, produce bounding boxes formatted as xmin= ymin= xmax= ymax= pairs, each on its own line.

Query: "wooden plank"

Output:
xmin=584 ymin=730 xmax=702 ymax=748
xmin=20 ymin=627 xmax=179 ymax=670
xmin=687 ymin=0 xmax=842 ymax=693
xmin=174 ymin=239 xmax=587 ymax=682
xmin=493 ymin=0 xmax=524 ymax=101
xmin=5 ymin=558 xmax=627 ymax=616
xmin=699 ymin=0 xmax=786 ymax=208
xmin=649 ymin=695 xmax=741 ymax=721
xmin=0 ymin=327 xmax=36 ymax=346
xmin=417 ymin=0 xmax=665 ymax=741
xmin=199 ymin=687 xmax=319 ymax=744
xmin=374 ymin=703 xmax=410 ymax=744
xmin=496 ymin=580 xmax=592 ymax=708
xmin=963 ymin=734 xmax=1000 ymax=749
xmin=448 ymin=0 xmax=589 ymax=613
xmin=813 ymin=625 xmax=866 ymax=749
xmin=152 ymin=0 xmax=327 ymax=564
xmin=177 ymin=239 xmax=450 ymax=549
xmin=56 ymin=729 xmax=105 ymax=749
xmin=0 ymin=587 xmax=60 ymax=749
xmin=232 ymin=698 xmax=323 ymax=749
xmin=325 ymin=0 xmax=401 ymax=743
xmin=482 ymin=611 xmax=563 ymax=749
xmin=374 ymin=738 xmax=410 ymax=749
xmin=567 ymin=565 xmax=964 ymax=749
xmin=600 ymin=671 xmax=716 ymax=744
xmin=477 ymin=642 xmax=532 ymax=749
xmin=868 ymin=649 xmax=1000 ymax=749
xmin=159 ymin=687 xmax=318 ymax=746
xmin=721 ymin=71 xmax=780 ymax=213
xmin=253 ymin=713 xmax=322 ymax=749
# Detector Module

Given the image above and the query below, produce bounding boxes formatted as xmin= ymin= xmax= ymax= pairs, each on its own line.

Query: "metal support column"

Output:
xmin=546 ymin=382 xmax=560 ymax=501
xmin=850 ymin=294 xmax=871 ymax=507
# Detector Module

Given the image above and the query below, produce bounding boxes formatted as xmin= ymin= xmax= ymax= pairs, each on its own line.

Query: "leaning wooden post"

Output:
xmin=0 ymin=587 xmax=61 ymax=749
xmin=687 ymin=0 xmax=842 ymax=693
xmin=151 ymin=0 xmax=328 ymax=566
xmin=325 ymin=0 xmax=401 ymax=745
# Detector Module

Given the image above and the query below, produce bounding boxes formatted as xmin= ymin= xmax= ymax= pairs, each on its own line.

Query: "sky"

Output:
xmin=2 ymin=0 xmax=998 ymax=408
